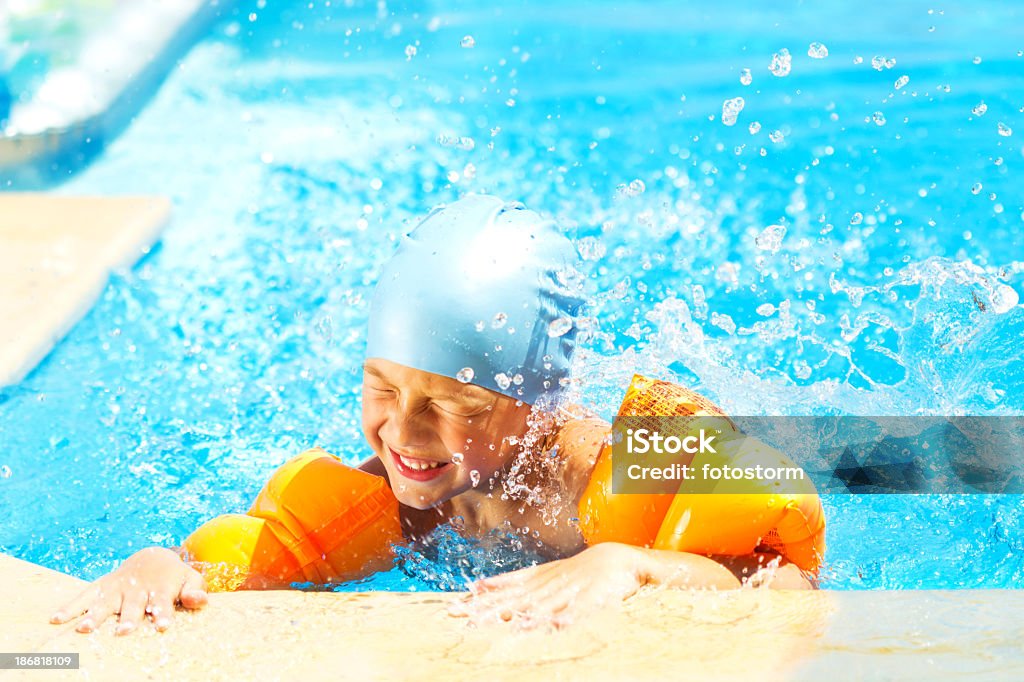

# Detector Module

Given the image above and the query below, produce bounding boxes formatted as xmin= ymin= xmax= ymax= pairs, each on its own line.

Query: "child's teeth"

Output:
xmin=399 ymin=454 xmax=442 ymax=471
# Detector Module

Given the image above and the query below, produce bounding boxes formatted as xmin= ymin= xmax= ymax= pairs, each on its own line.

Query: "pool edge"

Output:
xmin=3 ymin=552 xmax=1022 ymax=680
xmin=0 ymin=193 xmax=171 ymax=388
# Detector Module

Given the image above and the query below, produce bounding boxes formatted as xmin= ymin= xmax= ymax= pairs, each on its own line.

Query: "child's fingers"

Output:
xmin=178 ymin=571 xmax=208 ymax=609
xmin=50 ymin=584 xmax=100 ymax=624
xmin=75 ymin=597 xmax=119 ymax=633
xmin=147 ymin=590 xmax=176 ymax=631
xmin=472 ymin=562 xmax=549 ymax=592
xmin=115 ymin=590 xmax=148 ymax=636
xmin=466 ymin=586 xmax=533 ymax=625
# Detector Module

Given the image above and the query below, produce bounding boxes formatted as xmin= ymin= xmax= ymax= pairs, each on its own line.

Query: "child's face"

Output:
xmin=361 ymin=358 xmax=532 ymax=510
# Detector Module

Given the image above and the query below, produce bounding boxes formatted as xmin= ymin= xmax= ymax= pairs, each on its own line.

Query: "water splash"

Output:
xmin=754 ymin=224 xmax=786 ymax=253
xmin=807 ymin=42 xmax=829 ymax=59
xmin=616 ymin=179 xmax=646 ymax=197
xmin=547 ymin=317 xmax=574 ymax=338
xmin=721 ymin=97 xmax=745 ymax=127
xmin=769 ymin=48 xmax=792 ymax=77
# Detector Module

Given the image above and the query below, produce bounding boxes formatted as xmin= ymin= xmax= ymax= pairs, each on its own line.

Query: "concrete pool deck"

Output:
xmin=0 ymin=193 xmax=169 ymax=387
xmin=2 ymin=553 xmax=1022 ymax=681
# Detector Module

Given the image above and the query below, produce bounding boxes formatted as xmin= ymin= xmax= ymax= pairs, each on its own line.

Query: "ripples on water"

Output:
xmin=0 ymin=0 xmax=1022 ymax=588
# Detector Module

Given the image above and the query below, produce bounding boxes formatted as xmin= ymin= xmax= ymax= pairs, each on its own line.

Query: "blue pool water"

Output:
xmin=1 ymin=0 xmax=1023 ymax=589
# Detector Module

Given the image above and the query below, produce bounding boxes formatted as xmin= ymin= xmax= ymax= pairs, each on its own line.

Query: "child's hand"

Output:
xmin=49 ymin=547 xmax=208 ymax=635
xmin=448 ymin=543 xmax=646 ymax=629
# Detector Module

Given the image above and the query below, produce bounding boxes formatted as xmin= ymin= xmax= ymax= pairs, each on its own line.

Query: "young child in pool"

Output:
xmin=51 ymin=195 xmax=811 ymax=635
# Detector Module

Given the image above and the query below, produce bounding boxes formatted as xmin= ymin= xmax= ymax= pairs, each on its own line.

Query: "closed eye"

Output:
xmin=433 ymin=402 xmax=485 ymax=418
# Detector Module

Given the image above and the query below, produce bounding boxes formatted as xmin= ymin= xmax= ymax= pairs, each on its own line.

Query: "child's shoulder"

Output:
xmin=547 ymin=403 xmax=610 ymax=500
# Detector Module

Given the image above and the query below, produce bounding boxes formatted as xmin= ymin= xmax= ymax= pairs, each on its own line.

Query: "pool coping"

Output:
xmin=0 ymin=193 xmax=170 ymax=388
xmin=2 ymin=552 xmax=1022 ymax=680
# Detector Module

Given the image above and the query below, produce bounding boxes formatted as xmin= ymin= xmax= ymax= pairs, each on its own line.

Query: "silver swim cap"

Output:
xmin=366 ymin=194 xmax=585 ymax=404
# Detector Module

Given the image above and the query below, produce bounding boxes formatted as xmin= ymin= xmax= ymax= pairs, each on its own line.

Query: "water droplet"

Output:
xmin=470 ymin=470 xmax=481 ymax=487
xmin=494 ymin=373 xmax=512 ymax=390
xmin=997 ymin=122 xmax=1013 ymax=137
xmin=547 ymin=317 xmax=573 ymax=337
xmin=456 ymin=367 xmax=475 ymax=383
xmin=749 ymin=121 xmax=761 ymax=134
xmin=0 ymin=465 xmax=11 ymax=479
xmin=971 ymin=182 xmax=983 ymax=195
xmin=492 ymin=312 xmax=508 ymax=328
xmin=769 ymin=48 xmax=792 ymax=77
xmin=807 ymin=42 xmax=828 ymax=59
xmin=315 ymin=316 xmax=333 ymax=341
xmin=474 ymin=320 xmax=485 ymax=332
xmin=990 ymin=285 xmax=1019 ymax=314
xmin=850 ymin=212 xmax=864 ymax=225
xmin=461 ymin=35 xmax=475 ymax=48
xmin=870 ymin=55 xmax=896 ymax=71
xmin=576 ymin=236 xmax=606 ymax=261
xmin=451 ymin=452 xmax=464 ymax=464
xmin=972 ymin=56 xmax=982 ymax=65
xmin=616 ymin=179 xmax=646 ymax=197
xmin=754 ymin=224 xmax=786 ymax=253
xmin=793 ymin=360 xmax=812 ymax=380
xmin=872 ymin=111 xmax=887 ymax=126
xmin=711 ymin=312 xmax=737 ymax=334
xmin=739 ymin=68 xmax=752 ymax=85
xmin=721 ymin=97 xmax=745 ymax=126
xmin=512 ymin=373 xmax=524 ymax=386
xmin=404 ymin=44 xmax=417 ymax=60
xmin=972 ymin=101 xmax=988 ymax=116
xmin=769 ymin=129 xmax=784 ymax=143
xmin=853 ymin=56 xmax=863 ymax=64
xmin=895 ymin=75 xmax=910 ymax=89
xmin=756 ymin=303 xmax=776 ymax=316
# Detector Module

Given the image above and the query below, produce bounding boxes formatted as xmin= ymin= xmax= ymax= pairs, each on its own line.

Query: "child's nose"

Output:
xmin=383 ymin=398 xmax=433 ymax=448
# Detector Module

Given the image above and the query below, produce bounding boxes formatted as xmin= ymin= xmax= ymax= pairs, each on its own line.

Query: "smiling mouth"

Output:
xmin=387 ymin=445 xmax=452 ymax=481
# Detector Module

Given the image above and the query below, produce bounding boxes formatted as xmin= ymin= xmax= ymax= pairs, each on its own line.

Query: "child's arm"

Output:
xmin=50 ymin=546 xmax=208 ymax=635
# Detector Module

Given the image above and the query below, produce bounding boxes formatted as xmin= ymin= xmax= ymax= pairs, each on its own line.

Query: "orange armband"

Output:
xmin=577 ymin=375 xmax=826 ymax=573
xmin=183 ymin=448 xmax=402 ymax=591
